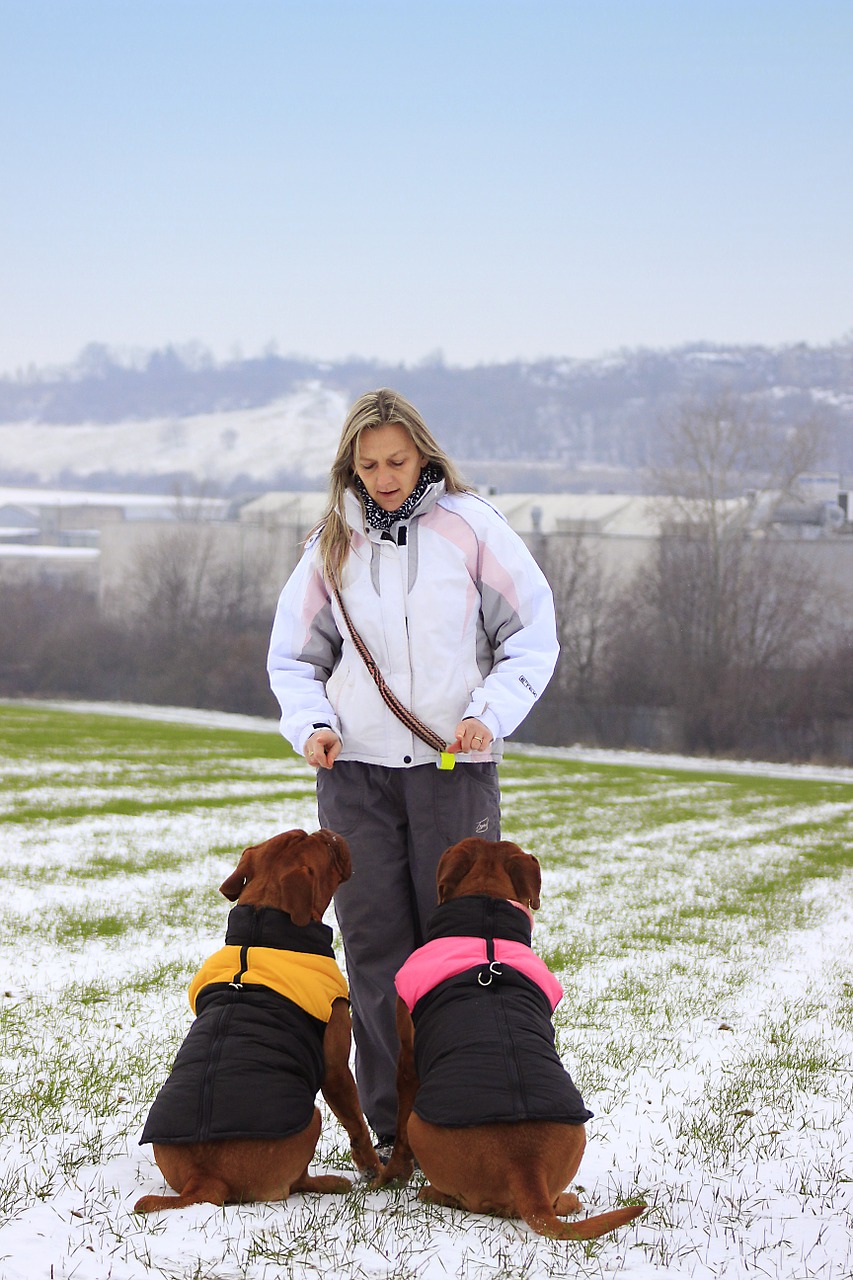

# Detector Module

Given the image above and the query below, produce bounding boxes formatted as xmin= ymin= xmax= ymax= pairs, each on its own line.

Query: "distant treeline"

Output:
xmin=2 ymin=527 xmax=852 ymax=764
xmin=2 ymin=339 xmax=852 ymax=479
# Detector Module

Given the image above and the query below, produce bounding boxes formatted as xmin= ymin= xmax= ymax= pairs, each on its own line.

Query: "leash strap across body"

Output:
xmin=330 ymin=580 xmax=457 ymax=769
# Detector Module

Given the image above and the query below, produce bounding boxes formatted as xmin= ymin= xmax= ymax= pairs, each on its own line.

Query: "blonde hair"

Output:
xmin=314 ymin=388 xmax=471 ymax=585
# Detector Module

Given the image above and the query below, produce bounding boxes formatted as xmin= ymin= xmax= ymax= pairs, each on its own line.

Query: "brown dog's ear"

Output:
xmin=219 ymin=831 xmax=306 ymax=901
xmin=506 ymin=848 xmax=542 ymax=911
xmin=436 ymin=839 xmax=480 ymax=904
xmin=319 ymin=828 xmax=352 ymax=884
xmin=278 ymin=866 xmax=315 ymax=927
xmin=219 ymin=847 xmax=254 ymax=901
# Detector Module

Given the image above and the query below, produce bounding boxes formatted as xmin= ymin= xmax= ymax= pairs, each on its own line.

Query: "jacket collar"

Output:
xmin=224 ymin=904 xmax=335 ymax=957
xmin=424 ymin=895 xmax=533 ymax=948
xmin=343 ymin=477 xmax=446 ymax=540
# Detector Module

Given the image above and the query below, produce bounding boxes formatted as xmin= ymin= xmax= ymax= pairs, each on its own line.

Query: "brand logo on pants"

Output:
xmin=476 ymin=817 xmax=489 ymax=834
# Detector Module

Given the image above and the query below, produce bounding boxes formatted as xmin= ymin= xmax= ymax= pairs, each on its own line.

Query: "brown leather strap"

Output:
xmin=330 ymin=581 xmax=447 ymax=754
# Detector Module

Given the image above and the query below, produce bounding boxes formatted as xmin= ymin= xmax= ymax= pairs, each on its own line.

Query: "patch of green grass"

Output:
xmin=50 ymin=966 xmax=195 ymax=1012
xmin=53 ymin=908 xmax=133 ymax=942
xmin=0 ymin=702 xmax=311 ymax=826
xmin=0 ymin=703 xmax=287 ymax=761
xmin=537 ymin=937 xmax=590 ymax=971
xmin=68 ymin=846 xmax=199 ymax=879
xmin=0 ymin=998 xmax=28 ymax=1056
xmin=126 ymin=959 xmax=197 ymax=996
xmin=29 ymin=885 xmax=227 ymax=947
xmin=837 ymin=979 xmax=853 ymax=1033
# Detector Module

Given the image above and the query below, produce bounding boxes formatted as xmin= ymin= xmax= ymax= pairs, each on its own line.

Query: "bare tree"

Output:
xmin=0 ymin=581 xmax=131 ymax=700
xmin=546 ymin=534 xmax=612 ymax=702
xmin=651 ymin=391 xmax=823 ymax=512
xmin=638 ymin=393 xmax=831 ymax=750
xmin=129 ymin=524 xmax=218 ymax=644
xmin=128 ymin=521 xmax=277 ymax=639
xmin=125 ymin=522 xmax=278 ymax=712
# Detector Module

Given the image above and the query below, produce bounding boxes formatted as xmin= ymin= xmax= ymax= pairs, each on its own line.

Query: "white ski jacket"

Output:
xmin=267 ymin=480 xmax=558 ymax=767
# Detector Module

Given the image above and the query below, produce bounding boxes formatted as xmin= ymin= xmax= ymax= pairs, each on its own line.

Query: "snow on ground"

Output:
xmin=0 ymin=383 xmax=348 ymax=485
xmin=0 ymin=702 xmax=851 ymax=1279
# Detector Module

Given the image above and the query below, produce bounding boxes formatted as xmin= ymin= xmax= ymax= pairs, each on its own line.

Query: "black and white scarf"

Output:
xmin=353 ymin=463 xmax=443 ymax=532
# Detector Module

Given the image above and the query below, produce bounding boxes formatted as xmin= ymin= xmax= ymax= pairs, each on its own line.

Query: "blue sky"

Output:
xmin=1 ymin=0 xmax=851 ymax=374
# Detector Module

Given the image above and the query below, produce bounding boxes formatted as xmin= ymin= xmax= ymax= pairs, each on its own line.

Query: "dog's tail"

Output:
xmin=520 ymin=1194 xmax=646 ymax=1241
xmin=134 ymin=1193 xmax=196 ymax=1214
xmin=133 ymin=1176 xmax=231 ymax=1214
xmin=551 ymin=1203 xmax=646 ymax=1240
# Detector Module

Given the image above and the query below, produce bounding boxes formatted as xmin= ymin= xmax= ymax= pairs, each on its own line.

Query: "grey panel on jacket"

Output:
xmin=298 ymin=597 xmax=343 ymax=682
xmin=406 ymin=519 xmax=419 ymax=592
xmin=478 ymin=580 xmax=525 ymax=676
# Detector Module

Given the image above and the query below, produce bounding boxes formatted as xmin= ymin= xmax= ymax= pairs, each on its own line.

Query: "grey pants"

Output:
xmin=316 ymin=759 xmax=501 ymax=1137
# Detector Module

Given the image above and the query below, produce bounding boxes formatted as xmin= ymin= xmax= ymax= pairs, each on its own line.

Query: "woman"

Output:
xmin=267 ymin=388 xmax=559 ymax=1153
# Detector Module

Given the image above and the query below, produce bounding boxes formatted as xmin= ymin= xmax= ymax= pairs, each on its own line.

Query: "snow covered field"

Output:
xmin=1 ymin=702 xmax=851 ymax=1279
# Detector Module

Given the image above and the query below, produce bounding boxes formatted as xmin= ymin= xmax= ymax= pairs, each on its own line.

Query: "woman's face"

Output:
xmin=353 ymin=423 xmax=427 ymax=512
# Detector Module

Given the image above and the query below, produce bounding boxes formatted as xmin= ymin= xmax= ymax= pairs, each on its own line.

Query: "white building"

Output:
xmin=2 ymin=484 xmax=852 ymax=606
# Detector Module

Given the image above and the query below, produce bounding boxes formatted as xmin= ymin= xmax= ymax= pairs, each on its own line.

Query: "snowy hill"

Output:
xmin=1 ymin=342 xmax=851 ymax=492
xmin=0 ymin=384 xmax=348 ymax=490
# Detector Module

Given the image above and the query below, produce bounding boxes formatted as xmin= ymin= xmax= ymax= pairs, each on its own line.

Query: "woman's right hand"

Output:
xmin=304 ymin=729 xmax=342 ymax=769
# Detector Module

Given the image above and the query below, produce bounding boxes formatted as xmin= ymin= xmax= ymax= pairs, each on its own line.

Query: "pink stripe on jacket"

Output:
xmin=395 ymin=936 xmax=563 ymax=1013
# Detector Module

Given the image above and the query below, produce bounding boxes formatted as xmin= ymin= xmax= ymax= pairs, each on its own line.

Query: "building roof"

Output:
xmin=0 ymin=486 xmax=229 ymax=521
xmin=0 ymin=544 xmax=99 ymax=560
xmin=238 ymin=489 xmax=750 ymax=540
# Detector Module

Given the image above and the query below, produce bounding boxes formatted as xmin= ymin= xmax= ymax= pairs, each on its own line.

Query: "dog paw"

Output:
xmin=350 ymin=1145 xmax=382 ymax=1178
xmin=373 ymin=1156 xmax=414 ymax=1188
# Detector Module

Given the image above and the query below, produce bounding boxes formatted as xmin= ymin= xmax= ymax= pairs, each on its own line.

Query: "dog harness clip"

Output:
xmin=477 ymin=960 xmax=503 ymax=987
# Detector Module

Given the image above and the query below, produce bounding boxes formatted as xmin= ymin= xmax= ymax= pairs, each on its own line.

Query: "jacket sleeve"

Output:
xmin=266 ymin=541 xmax=344 ymax=754
xmin=456 ymin=499 xmax=559 ymax=741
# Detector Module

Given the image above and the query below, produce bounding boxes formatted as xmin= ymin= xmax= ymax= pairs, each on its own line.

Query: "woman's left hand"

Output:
xmin=453 ymin=718 xmax=493 ymax=754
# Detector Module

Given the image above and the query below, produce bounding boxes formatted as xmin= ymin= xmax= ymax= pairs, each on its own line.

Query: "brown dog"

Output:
xmin=377 ymin=837 xmax=646 ymax=1241
xmin=134 ymin=828 xmax=380 ymax=1213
